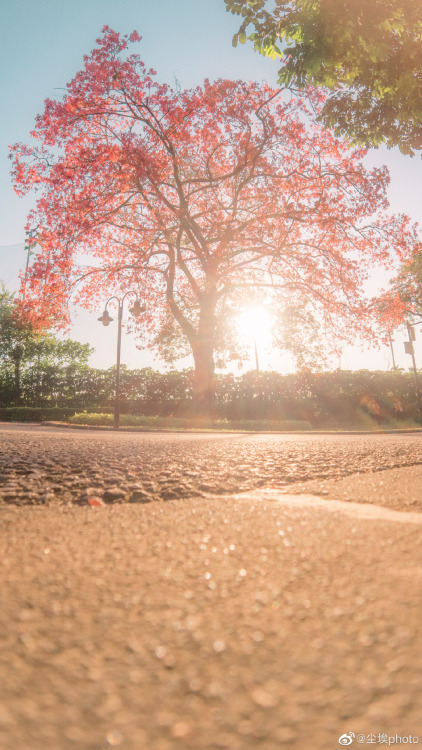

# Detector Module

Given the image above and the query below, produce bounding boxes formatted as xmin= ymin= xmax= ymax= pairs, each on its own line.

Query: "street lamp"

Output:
xmin=98 ymin=292 xmax=146 ymax=430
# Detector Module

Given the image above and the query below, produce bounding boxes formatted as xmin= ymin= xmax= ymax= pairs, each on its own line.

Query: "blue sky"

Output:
xmin=0 ymin=0 xmax=421 ymax=372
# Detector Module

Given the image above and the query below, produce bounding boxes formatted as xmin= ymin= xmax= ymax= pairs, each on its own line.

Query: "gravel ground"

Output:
xmin=1 ymin=426 xmax=422 ymax=510
xmin=1 ymin=493 xmax=422 ymax=750
xmin=2 ymin=426 xmax=422 ymax=749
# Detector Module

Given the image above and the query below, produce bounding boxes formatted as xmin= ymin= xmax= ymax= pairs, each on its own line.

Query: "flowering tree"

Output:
xmin=11 ymin=28 xmax=420 ymax=412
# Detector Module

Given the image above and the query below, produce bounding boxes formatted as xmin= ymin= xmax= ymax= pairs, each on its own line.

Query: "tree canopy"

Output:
xmin=0 ymin=289 xmax=92 ymax=405
xmin=226 ymin=0 xmax=422 ymax=154
xmin=10 ymin=28 xmax=421 ymax=411
xmin=389 ymin=253 xmax=422 ymax=317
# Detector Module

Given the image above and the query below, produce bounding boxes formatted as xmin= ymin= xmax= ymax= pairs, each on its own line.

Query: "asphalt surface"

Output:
xmin=1 ymin=424 xmax=422 ymax=510
xmin=1 ymin=425 xmax=422 ymax=749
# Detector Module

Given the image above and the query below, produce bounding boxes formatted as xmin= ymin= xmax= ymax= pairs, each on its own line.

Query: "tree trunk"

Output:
xmin=191 ymin=294 xmax=217 ymax=416
xmin=191 ymin=336 xmax=216 ymax=416
xmin=168 ymin=269 xmax=218 ymax=416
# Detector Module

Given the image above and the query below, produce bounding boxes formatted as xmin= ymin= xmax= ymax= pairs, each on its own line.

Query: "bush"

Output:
xmin=0 ymin=406 xmax=76 ymax=422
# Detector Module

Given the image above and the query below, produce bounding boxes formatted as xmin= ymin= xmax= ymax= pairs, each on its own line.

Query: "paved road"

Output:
xmin=2 ymin=490 xmax=422 ymax=749
xmin=1 ymin=426 xmax=422 ymax=749
xmin=1 ymin=424 xmax=422 ymax=510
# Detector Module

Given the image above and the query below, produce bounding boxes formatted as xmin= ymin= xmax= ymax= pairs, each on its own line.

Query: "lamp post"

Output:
xmin=254 ymin=338 xmax=259 ymax=374
xmin=388 ymin=331 xmax=397 ymax=369
xmin=403 ymin=319 xmax=422 ymax=423
xmin=98 ymin=292 xmax=145 ymax=430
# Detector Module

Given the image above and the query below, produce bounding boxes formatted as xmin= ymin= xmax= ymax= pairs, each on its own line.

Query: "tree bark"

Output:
xmin=167 ymin=259 xmax=218 ymax=416
xmin=191 ymin=336 xmax=216 ymax=416
xmin=190 ymin=292 xmax=217 ymax=416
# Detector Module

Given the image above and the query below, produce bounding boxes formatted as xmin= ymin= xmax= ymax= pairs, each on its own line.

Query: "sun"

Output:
xmin=236 ymin=307 xmax=273 ymax=344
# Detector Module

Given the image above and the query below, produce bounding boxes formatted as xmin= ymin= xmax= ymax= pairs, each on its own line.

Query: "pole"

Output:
xmin=114 ymin=301 xmax=123 ymax=430
xmin=23 ymin=243 xmax=31 ymax=301
xmin=99 ymin=292 xmax=144 ymax=429
xmin=388 ymin=332 xmax=396 ymax=369
xmin=254 ymin=338 xmax=259 ymax=374
xmin=406 ymin=321 xmax=422 ymax=423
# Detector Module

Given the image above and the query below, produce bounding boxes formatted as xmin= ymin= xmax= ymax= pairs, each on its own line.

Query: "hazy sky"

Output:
xmin=0 ymin=0 xmax=421 ymax=372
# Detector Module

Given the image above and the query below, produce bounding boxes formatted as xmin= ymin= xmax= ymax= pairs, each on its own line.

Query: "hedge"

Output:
xmin=0 ymin=406 xmax=76 ymax=422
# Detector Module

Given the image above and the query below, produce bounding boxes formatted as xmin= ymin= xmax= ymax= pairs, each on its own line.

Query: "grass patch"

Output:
xmin=316 ymin=416 xmax=420 ymax=431
xmin=68 ymin=412 xmax=312 ymax=431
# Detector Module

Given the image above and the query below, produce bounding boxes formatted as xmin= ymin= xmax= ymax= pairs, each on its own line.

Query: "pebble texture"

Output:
xmin=2 ymin=426 xmax=422 ymax=749
xmin=1 ymin=494 xmax=422 ymax=749
xmin=1 ymin=426 xmax=422 ymax=510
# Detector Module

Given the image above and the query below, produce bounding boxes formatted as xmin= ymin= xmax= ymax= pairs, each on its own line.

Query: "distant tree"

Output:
xmin=226 ymin=0 xmax=422 ymax=154
xmin=0 ymin=289 xmax=34 ymax=403
xmin=393 ymin=252 xmax=422 ymax=316
xmin=22 ymin=337 xmax=94 ymax=406
xmin=374 ymin=248 xmax=422 ymax=336
xmin=10 ymin=28 xmax=420 ymax=414
xmin=0 ymin=289 xmax=93 ymax=406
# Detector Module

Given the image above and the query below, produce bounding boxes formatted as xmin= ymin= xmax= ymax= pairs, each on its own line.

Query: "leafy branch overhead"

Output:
xmin=226 ymin=0 xmax=422 ymax=154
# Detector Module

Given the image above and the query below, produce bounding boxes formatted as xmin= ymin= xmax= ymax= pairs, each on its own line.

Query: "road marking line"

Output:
xmin=234 ymin=489 xmax=422 ymax=525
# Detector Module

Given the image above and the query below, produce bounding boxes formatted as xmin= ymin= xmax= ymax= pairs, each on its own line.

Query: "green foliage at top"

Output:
xmin=226 ymin=0 xmax=422 ymax=154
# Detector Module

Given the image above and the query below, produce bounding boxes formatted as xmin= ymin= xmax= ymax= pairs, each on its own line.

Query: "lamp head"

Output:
xmin=129 ymin=298 xmax=146 ymax=317
xmin=97 ymin=309 xmax=113 ymax=326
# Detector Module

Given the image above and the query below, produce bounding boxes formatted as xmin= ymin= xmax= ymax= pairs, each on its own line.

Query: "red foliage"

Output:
xmin=11 ymin=27 xmax=421 ymax=371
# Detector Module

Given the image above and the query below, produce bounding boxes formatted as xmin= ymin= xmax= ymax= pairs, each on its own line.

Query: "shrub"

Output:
xmin=0 ymin=406 xmax=76 ymax=422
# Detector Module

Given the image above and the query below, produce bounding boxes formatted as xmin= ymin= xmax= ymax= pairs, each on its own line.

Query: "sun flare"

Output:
xmin=236 ymin=307 xmax=273 ymax=344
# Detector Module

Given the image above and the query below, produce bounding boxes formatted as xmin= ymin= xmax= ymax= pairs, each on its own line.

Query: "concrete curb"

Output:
xmin=38 ymin=421 xmax=422 ymax=435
